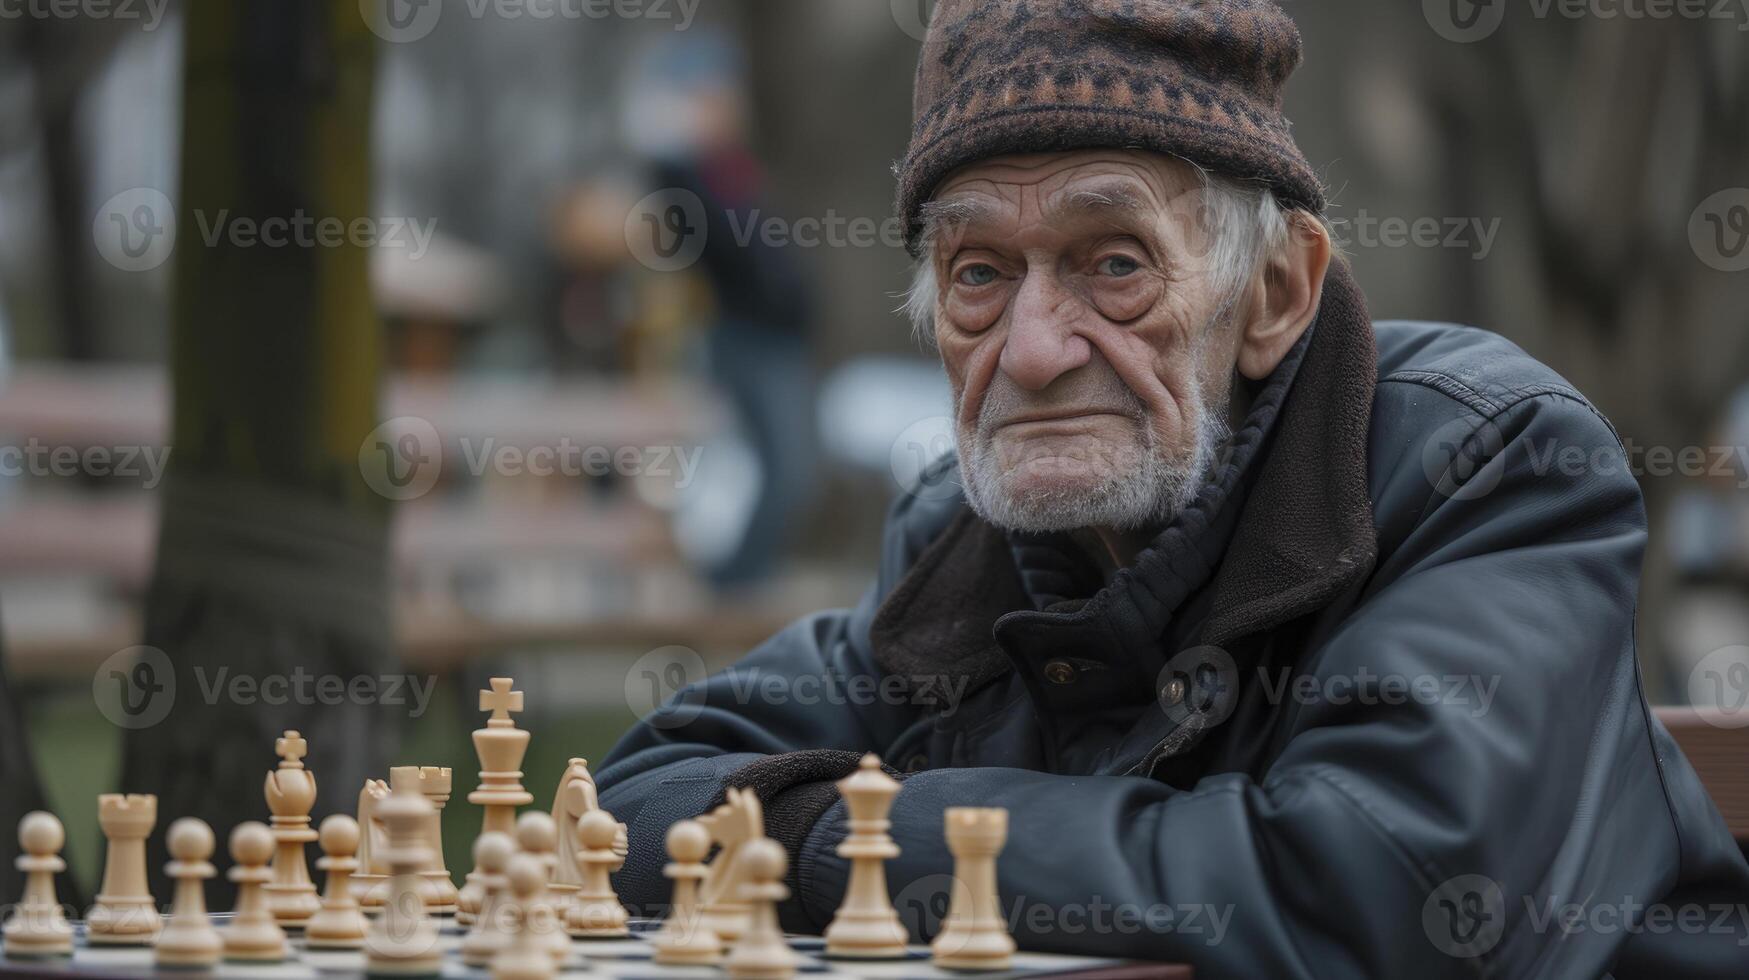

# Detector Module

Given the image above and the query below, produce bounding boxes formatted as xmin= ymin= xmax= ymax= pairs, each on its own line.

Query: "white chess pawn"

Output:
xmin=512 ymin=812 xmax=571 ymax=965
xmin=305 ymin=815 xmax=369 ymax=949
xmin=223 ymin=822 xmax=289 ymax=962
xmin=651 ymin=820 xmax=720 ymax=966
xmin=365 ymin=786 xmax=442 ymax=976
xmin=87 ymin=793 xmax=160 ymax=945
xmin=566 ymin=809 xmax=628 ymax=938
xmin=155 ymin=818 xmax=223 ymax=968
xmin=462 ymin=833 xmax=517 ymax=968
xmin=492 ymin=855 xmax=557 ymax=980
xmin=930 ymin=808 xmax=1015 ymax=971
xmin=724 ymin=839 xmax=799 ymax=980
xmin=3 ymin=811 xmax=74 ymax=958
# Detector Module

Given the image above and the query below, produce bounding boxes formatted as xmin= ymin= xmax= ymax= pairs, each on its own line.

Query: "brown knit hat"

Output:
xmin=896 ymin=0 xmax=1324 ymax=254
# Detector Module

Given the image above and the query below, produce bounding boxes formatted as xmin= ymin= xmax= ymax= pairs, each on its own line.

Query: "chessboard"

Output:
xmin=0 ymin=917 xmax=1192 ymax=980
xmin=1 ymin=678 xmax=1193 ymax=980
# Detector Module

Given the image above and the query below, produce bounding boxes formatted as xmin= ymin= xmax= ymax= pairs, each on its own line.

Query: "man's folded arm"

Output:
xmin=601 ymin=393 xmax=1674 ymax=977
xmin=783 ymin=395 xmax=1654 ymax=977
xmin=596 ymin=588 xmax=915 ymax=907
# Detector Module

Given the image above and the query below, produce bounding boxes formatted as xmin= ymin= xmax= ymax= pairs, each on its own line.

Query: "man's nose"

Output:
xmin=998 ymin=272 xmax=1092 ymax=391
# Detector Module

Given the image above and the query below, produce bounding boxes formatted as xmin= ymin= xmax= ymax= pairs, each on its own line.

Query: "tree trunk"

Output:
xmin=121 ymin=0 xmax=393 ymax=903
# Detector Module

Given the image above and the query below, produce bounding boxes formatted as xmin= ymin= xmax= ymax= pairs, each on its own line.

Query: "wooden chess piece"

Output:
xmin=547 ymin=758 xmax=597 ymax=921
xmin=365 ymin=785 xmax=442 ymax=976
xmin=2 ymin=811 xmax=74 ymax=957
xmin=223 ymin=821 xmax=289 ymax=962
xmin=87 ymin=793 xmax=161 ymax=945
xmin=491 ymin=854 xmax=557 ymax=980
xmin=155 ymin=818 xmax=223 ymax=968
xmin=265 ymin=730 xmax=321 ymax=928
xmin=929 ymin=808 xmax=1015 ymax=971
xmin=650 ymin=820 xmax=720 ymax=966
xmin=390 ymin=766 xmax=457 ymax=915
xmin=698 ymin=786 xmax=762 ymax=942
xmin=566 ymin=809 xmax=628 ymax=938
xmin=462 ymin=833 xmax=516 ymax=968
xmin=306 ymin=815 xmax=369 ymax=949
xmin=353 ymin=778 xmax=392 ymax=910
xmin=459 ymin=678 xmax=534 ymax=926
xmin=511 ymin=811 xmax=571 ymax=965
xmin=724 ymin=839 xmax=798 ymax=980
xmin=824 ymin=755 xmax=908 ymax=958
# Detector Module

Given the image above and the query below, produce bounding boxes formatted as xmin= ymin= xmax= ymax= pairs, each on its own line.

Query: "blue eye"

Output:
xmin=956 ymin=264 xmax=998 ymax=287
xmin=1098 ymin=255 xmax=1140 ymax=277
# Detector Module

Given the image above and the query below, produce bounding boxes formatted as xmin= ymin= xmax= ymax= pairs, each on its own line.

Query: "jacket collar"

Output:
xmin=870 ymin=261 xmax=1380 ymax=692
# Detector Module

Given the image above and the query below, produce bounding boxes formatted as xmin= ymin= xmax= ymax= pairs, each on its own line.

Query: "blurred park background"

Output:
xmin=0 ymin=0 xmax=1746 ymax=899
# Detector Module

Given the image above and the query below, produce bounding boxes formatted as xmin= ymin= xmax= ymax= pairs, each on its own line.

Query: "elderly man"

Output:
xmin=599 ymin=2 xmax=1749 ymax=976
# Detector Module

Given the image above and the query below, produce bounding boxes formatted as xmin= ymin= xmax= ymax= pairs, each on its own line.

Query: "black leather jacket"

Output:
xmin=600 ymin=307 xmax=1749 ymax=978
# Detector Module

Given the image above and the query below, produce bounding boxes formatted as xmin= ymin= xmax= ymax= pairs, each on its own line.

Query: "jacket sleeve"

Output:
xmin=596 ymin=588 xmax=927 ymax=913
xmin=783 ymin=391 xmax=1663 ymax=978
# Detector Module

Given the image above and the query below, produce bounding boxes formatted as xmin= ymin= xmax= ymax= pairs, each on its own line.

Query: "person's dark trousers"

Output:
xmin=705 ymin=318 xmax=816 ymax=587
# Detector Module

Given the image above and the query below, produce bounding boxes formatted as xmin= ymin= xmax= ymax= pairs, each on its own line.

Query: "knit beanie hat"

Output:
xmin=896 ymin=0 xmax=1324 ymax=254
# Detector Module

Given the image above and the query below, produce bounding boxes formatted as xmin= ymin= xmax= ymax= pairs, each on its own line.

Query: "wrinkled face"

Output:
xmin=925 ymin=150 xmax=1245 ymax=533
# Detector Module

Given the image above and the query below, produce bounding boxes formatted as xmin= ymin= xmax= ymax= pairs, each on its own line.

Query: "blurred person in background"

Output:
xmin=548 ymin=178 xmax=705 ymax=378
xmin=624 ymin=31 xmax=816 ymax=589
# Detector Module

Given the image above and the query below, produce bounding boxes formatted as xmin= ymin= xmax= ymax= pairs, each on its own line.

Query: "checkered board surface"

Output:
xmin=0 ymin=919 xmax=1190 ymax=980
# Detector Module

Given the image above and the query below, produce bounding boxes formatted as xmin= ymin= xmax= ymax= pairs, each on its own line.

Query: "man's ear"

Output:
xmin=1236 ymin=212 xmax=1331 ymax=381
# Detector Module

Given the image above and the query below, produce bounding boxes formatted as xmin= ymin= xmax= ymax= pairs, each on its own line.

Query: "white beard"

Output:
xmin=955 ymin=347 xmax=1232 ymax=535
